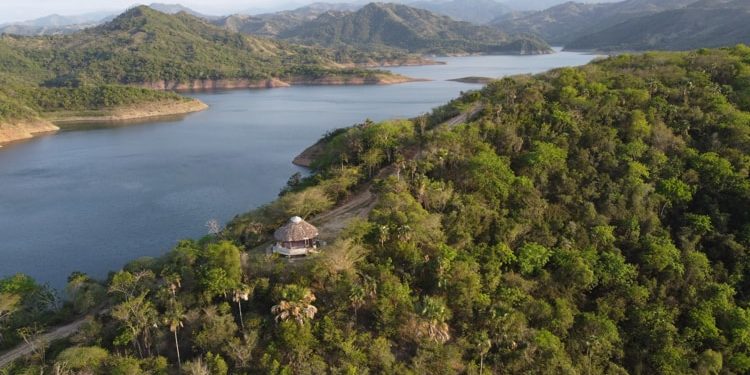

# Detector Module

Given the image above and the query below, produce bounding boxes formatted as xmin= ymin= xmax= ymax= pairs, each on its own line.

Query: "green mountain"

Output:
xmin=0 ymin=6 xmax=376 ymax=86
xmin=566 ymin=0 xmax=750 ymax=51
xmin=281 ymin=2 xmax=551 ymax=55
xmin=492 ymin=0 xmax=695 ymax=45
xmin=4 ymin=45 xmax=750 ymax=374
xmin=0 ymin=6 xmax=406 ymax=143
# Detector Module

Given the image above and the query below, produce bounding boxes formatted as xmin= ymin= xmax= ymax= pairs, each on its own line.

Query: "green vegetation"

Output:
xmin=22 ymin=86 xmax=188 ymax=113
xmin=281 ymin=3 xmax=551 ymax=55
xmin=493 ymin=0 xmax=749 ymax=52
xmin=4 ymin=45 xmax=750 ymax=374
xmin=0 ymin=6 xmax=379 ymax=86
xmin=0 ymin=6 xmax=404 ymax=137
xmin=566 ymin=0 xmax=750 ymax=51
xmin=212 ymin=2 xmax=544 ymax=56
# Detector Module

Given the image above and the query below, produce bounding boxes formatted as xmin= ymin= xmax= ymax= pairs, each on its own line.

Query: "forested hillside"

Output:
xmin=280 ymin=3 xmax=551 ymax=55
xmin=3 ymin=45 xmax=750 ymax=374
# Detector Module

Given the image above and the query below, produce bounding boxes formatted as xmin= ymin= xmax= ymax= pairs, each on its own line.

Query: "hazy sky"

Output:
xmin=0 ymin=0 xmax=341 ymax=23
xmin=0 ymin=0 xmax=615 ymax=24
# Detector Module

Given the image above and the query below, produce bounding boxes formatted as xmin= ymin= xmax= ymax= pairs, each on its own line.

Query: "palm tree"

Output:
xmin=164 ymin=274 xmax=181 ymax=299
xmin=478 ymin=337 xmax=492 ymax=375
xmin=232 ymin=284 xmax=252 ymax=330
xmin=163 ymin=302 xmax=185 ymax=368
xmin=348 ymin=284 xmax=366 ymax=320
xmin=271 ymin=285 xmax=318 ymax=325
xmin=417 ymin=296 xmax=451 ymax=344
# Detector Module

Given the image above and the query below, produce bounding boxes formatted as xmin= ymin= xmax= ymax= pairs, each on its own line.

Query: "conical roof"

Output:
xmin=274 ymin=216 xmax=319 ymax=242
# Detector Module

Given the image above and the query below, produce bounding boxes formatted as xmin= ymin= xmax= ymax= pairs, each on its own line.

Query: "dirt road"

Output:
xmin=0 ymin=317 xmax=89 ymax=368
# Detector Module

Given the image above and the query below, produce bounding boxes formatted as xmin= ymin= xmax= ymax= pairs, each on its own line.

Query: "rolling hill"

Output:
xmin=280 ymin=2 xmax=551 ymax=55
xmin=566 ymin=0 xmax=750 ymax=51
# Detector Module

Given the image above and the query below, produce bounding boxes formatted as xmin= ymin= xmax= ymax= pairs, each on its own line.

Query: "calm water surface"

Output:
xmin=0 ymin=51 xmax=597 ymax=288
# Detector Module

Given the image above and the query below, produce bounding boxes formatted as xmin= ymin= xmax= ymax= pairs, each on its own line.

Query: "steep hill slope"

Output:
xmin=566 ymin=0 xmax=750 ymax=51
xmin=281 ymin=2 xmax=551 ymax=55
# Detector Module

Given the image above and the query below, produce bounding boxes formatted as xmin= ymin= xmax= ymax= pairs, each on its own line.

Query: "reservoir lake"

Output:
xmin=0 ymin=51 xmax=598 ymax=288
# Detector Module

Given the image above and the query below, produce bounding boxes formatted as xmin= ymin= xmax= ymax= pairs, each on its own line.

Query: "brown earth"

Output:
xmin=0 ymin=99 xmax=208 ymax=146
xmin=292 ymin=140 xmax=326 ymax=168
xmin=0 ymin=317 xmax=90 ymax=368
xmin=0 ymin=120 xmax=59 ymax=146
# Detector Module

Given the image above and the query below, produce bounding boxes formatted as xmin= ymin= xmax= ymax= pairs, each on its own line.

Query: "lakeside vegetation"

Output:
xmin=2 ymin=45 xmax=750 ymax=374
xmin=0 ymin=5 xmax=412 ymax=144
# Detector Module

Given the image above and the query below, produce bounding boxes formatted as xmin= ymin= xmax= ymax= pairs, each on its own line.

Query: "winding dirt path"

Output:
xmin=308 ymin=104 xmax=483 ymax=240
xmin=312 ymin=186 xmax=379 ymax=241
xmin=444 ymin=103 xmax=483 ymax=127
xmin=0 ymin=317 xmax=89 ymax=368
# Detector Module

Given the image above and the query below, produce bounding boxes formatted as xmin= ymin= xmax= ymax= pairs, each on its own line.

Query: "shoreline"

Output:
xmin=47 ymin=99 xmax=208 ymax=124
xmin=134 ymin=73 xmax=424 ymax=91
xmin=0 ymin=99 xmax=208 ymax=147
xmin=293 ymin=139 xmax=326 ymax=168
xmin=0 ymin=120 xmax=61 ymax=147
xmin=0 ymin=73 xmax=422 ymax=147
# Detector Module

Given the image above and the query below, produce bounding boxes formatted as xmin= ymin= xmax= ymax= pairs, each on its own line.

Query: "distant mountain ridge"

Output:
xmin=278 ymin=2 xmax=551 ymax=55
xmin=0 ymin=12 xmax=111 ymax=36
xmin=212 ymin=2 xmax=361 ymax=39
xmin=408 ymin=0 xmax=511 ymax=24
xmin=0 ymin=3 xmax=214 ymax=36
xmin=566 ymin=0 xmax=750 ymax=51
xmin=492 ymin=0 xmax=696 ymax=45
xmin=148 ymin=3 xmax=219 ymax=20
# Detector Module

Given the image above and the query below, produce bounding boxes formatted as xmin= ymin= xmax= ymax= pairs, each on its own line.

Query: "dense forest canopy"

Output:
xmin=3 ymin=45 xmax=750 ymax=374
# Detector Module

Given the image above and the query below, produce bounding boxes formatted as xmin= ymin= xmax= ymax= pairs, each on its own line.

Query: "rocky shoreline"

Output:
xmin=292 ymin=140 xmax=326 ymax=168
xmin=135 ymin=74 xmax=423 ymax=91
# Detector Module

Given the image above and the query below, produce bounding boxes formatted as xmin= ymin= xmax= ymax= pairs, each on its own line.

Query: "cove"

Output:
xmin=0 ymin=51 xmax=598 ymax=288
